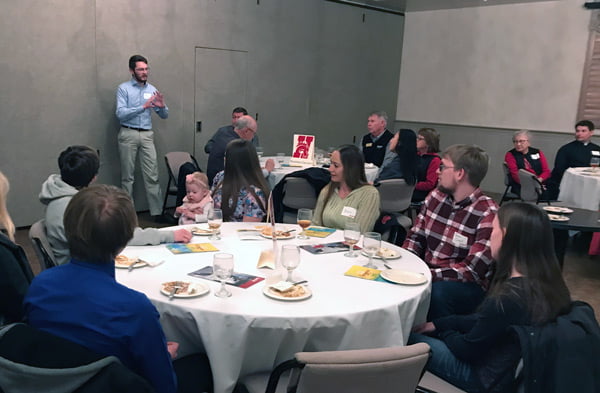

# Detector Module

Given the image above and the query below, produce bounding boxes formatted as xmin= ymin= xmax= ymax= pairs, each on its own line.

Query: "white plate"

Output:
xmin=259 ymin=232 xmax=295 ymax=240
xmin=115 ymin=255 xmax=146 ymax=269
xmin=380 ymin=270 xmax=427 ymax=285
xmin=191 ymin=227 xmax=214 ymax=236
xmin=548 ymin=214 xmax=570 ymax=222
xmin=361 ymin=248 xmax=402 ymax=260
xmin=263 ymin=285 xmax=312 ymax=301
xmin=160 ymin=281 xmax=209 ymax=298
xmin=543 ymin=206 xmax=574 ymax=214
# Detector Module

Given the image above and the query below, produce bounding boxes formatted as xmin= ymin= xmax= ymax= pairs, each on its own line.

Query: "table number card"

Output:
xmin=290 ymin=134 xmax=315 ymax=165
xmin=166 ymin=243 xmax=219 ymax=254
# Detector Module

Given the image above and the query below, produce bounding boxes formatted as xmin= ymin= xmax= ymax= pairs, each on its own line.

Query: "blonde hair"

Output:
xmin=186 ymin=172 xmax=209 ymax=190
xmin=0 ymin=171 xmax=15 ymax=241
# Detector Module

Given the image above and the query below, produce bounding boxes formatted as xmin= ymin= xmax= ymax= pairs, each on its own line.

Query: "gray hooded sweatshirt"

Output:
xmin=39 ymin=174 xmax=175 ymax=265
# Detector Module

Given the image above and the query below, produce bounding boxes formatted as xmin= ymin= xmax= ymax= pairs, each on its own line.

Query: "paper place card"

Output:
xmin=344 ymin=265 xmax=386 ymax=282
xmin=300 ymin=242 xmax=361 ymax=255
xmin=257 ymin=249 xmax=276 ymax=269
xmin=303 ymin=226 xmax=336 ymax=238
xmin=166 ymin=243 xmax=219 ymax=254
xmin=188 ymin=266 xmax=264 ymax=288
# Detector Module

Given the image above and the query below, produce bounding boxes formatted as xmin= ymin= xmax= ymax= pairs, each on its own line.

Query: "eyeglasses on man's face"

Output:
xmin=439 ymin=164 xmax=455 ymax=171
xmin=513 ymin=139 xmax=528 ymax=144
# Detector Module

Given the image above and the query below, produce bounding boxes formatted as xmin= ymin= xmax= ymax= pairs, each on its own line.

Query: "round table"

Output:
xmin=116 ymin=223 xmax=431 ymax=393
xmin=558 ymin=167 xmax=600 ymax=211
xmin=261 ymin=156 xmax=379 ymax=189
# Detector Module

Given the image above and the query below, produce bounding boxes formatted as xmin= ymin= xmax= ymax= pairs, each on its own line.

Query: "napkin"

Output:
xmin=257 ymin=249 xmax=275 ymax=269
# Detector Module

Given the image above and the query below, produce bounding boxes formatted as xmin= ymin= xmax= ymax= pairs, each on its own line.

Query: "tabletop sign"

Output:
xmin=303 ymin=226 xmax=336 ymax=238
xmin=300 ymin=242 xmax=361 ymax=255
xmin=290 ymin=134 xmax=315 ymax=165
xmin=344 ymin=265 xmax=386 ymax=282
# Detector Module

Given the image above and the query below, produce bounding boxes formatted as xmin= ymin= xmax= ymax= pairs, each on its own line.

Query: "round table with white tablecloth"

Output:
xmin=116 ymin=222 xmax=431 ymax=393
xmin=558 ymin=167 xmax=600 ymax=211
xmin=261 ymin=156 xmax=378 ymax=189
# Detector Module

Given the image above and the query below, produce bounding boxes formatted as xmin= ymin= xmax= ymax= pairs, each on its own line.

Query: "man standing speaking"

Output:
xmin=116 ymin=54 xmax=168 ymax=220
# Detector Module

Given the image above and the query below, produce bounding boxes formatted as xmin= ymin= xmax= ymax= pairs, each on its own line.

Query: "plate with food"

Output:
xmin=547 ymin=214 xmax=570 ymax=222
xmin=191 ymin=227 xmax=214 ymax=236
xmin=115 ymin=255 xmax=146 ymax=269
xmin=160 ymin=281 xmax=209 ymax=298
xmin=542 ymin=206 xmax=574 ymax=214
xmin=361 ymin=247 xmax=402 ymax=260
xmin=259 ymin=226 xmax=295 ymax=240
xmin=263 ymin=283 xmax=312 ymax=301
xmin=380 ymin=270 xmax=427 ymax=285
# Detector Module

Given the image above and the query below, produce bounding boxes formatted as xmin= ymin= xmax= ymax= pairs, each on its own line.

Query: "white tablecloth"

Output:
xmin=262 ymin=156 xmax=378 ymax=189
xmin=116 ymin=223 xmax=431 ymax=393
xmin=558 ymin=167 xmax=600 ymax=211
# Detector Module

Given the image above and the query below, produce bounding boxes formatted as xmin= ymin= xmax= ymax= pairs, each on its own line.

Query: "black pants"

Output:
xmin=173 ymin=353 xmax=213 ymax=393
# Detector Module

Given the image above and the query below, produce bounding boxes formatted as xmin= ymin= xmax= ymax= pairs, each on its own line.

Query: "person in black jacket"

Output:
xmin=409 ymin=203 xmax=572 ymax=392
xmin=360 ymin=111 xmax=394 ymax=167
xmin=0 ymin=171 xmax=34 ymax=325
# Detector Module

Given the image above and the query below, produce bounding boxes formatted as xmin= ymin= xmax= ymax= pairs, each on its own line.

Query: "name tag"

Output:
xmin=530 ymin=153 xmax=540 ymax=160
xmin=365 ymin=143 xmax=373 ymax=147
xmin=341 ymin=206 xmax=357 ymax=219
xmin=592 ymin=150 xmax=600 ymax=156
xmin=143 ymin=92 xmax=152 ymax=100
xmin=452 ymin=232 xmax=468 ymax=248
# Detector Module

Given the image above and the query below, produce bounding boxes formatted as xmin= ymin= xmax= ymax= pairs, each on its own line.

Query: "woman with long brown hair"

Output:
xmin=313 ymin=145 xmax=380 ymax=232
xmin=410 ymin=202 xmax=571 ymax=392
xmin=211 ymin=139 xmax=270 ymax=222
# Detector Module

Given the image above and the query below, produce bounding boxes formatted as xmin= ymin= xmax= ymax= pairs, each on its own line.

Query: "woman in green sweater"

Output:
xmin=313 ymin=145 xmax=380 ymax=232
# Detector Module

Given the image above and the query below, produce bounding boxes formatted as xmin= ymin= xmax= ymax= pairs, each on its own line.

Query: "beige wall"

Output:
xmin=0 ymin=0 xmax=404 ymax=226
xmin=397 ymin=0 xmax=589 ymax=132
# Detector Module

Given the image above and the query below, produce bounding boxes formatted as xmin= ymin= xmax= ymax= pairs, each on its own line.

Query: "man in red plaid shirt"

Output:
xmin=403 ymin=144 xmax=498 ymax=319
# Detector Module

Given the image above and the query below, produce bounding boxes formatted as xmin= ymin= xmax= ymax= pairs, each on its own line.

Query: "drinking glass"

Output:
xmin=591 ymin=156 xmax=600 ymax=172
xmin=276 ymin=153 xmax=285 ymax=167
xmin=344 ymin=222 xmax=361 ymax=258
xmin=213 ymin=253 xmax=234 ymax=298
xmin=296 ymin=209 xmax=313 ymax=239
xmin=280 ymin=245 xmax=300 ymax=282
xmin=208 ymin=208 xmax=223 ymax=240
xmin=362 ymin=232 xmax=381 ymax=269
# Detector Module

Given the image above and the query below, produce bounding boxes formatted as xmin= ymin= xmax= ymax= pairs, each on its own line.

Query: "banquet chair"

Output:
xmin=236 ymin=343 xmax=430 ymax=393
xmin=376 ymin=179 xmax=415 ymax=244
xmin=28 ymin=219 xmax=58 ymax=271
xmin=500 ymin=162 xmax=520 ymax=205
xmin=161 ymin=151 xmax=199 ymax=216
xmin=517 ymin=169 xmax=550 ymax=205
xmin=281 ymin=177 xmax=318 ymax=223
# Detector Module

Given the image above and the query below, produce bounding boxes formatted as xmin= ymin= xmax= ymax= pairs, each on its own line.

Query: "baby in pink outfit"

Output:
xmin=175 ymin=172 xmax=213 ymax=225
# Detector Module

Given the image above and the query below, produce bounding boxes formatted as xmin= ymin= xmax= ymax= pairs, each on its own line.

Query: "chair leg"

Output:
xmin=161 ymin=178 xmax=172 ymax=216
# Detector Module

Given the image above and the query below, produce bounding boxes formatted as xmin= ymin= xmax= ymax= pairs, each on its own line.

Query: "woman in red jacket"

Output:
xmin=504 ymin=129 xmax=551 ymax=196
xmin=412 ymin=128 xmax=441 ymax=202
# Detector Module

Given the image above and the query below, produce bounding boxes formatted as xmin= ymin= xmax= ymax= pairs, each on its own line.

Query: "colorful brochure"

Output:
xmin=188 ymin=266 xmax=264 ymax=289
xmin=344 ymin=265 xmax=386 ymax=282
xmin=299 ymin=242 xmax=361 ymax=255
xmin=303 ymin=226 xmax=336 ymax=238
xmin=166 ymin=243 xmax=219 ymax=254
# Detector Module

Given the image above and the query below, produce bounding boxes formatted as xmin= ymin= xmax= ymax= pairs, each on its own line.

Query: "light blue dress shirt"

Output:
xmin=116 ymin=78 xmax=168 ymax=130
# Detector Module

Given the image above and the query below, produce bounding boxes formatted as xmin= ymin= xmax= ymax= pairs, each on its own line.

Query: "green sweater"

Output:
xmin=313 ymin=184 xmax=380 ymax=232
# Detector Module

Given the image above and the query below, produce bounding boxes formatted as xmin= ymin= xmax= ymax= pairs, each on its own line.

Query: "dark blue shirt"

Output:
xmin=24 ymin=259 xmax=176 ymax=393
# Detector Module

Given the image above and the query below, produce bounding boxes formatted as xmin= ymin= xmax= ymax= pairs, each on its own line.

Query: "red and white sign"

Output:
xmin=291 ymin=134 xmax=315 ymax=165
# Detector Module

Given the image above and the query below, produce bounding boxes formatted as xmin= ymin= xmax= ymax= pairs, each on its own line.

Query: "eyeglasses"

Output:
xmin=513 ymin=139 xmax=528 ymax=144
xmin=439 ymin=164 xmax=455 ymax=171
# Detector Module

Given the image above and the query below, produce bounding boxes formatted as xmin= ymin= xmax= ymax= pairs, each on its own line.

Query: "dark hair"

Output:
xmin=418 ymin=128 xmax=440 ymax=153
xmin=213 ymin=139 xmax=270 ymax=221
xmin=442 ymin=144 xmax=488 ymax=187
xmin=64 ymin=184 xmax=138 ymax=263
xmin=575 ymin=119 xmax=594 ymax=131
xmin=232 ymin=107 xmax=248 ymax=115
xmin=488 ymin=202 xmax=571 ymax=324
xmin=394 ymin=129 xmax=418 ymax=185
xmin=128 ymin=55 xmax=148 ymax=70
xmin=320 ymin=145 xmax=368 ymax=222
xmin=58 ymin=146 xmax=100 ymax=189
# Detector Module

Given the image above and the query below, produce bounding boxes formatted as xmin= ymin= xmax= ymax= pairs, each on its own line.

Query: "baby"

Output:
xmin=175 ymin=172 xmax=213 ymax=225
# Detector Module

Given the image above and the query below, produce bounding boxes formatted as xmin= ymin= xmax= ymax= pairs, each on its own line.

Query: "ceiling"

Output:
xmin=329 ymin=0 xmax=561 ymax=14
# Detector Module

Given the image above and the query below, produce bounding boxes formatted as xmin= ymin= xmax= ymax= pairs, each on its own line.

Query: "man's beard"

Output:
xmin=437 ymin=184 xmax=454 ymax=195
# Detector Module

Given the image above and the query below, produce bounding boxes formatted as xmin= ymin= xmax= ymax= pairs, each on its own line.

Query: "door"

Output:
xmin=194 ymin=47 xmax=248 ymax=171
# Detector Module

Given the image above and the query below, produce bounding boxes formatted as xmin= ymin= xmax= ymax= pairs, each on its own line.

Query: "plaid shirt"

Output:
xmin=403 ymin=188 xmax=498 ymax=289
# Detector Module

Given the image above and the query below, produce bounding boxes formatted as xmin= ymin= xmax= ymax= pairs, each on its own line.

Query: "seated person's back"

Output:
xmin=25 ymin=184 xmax=177 ymax=393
